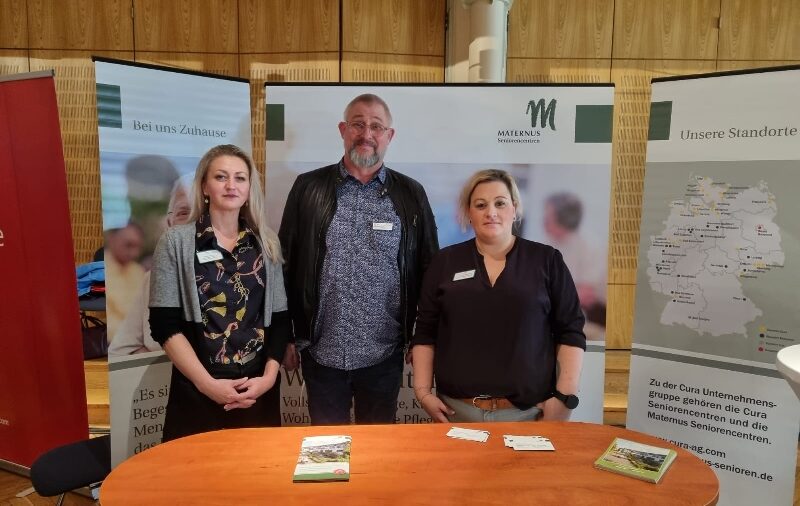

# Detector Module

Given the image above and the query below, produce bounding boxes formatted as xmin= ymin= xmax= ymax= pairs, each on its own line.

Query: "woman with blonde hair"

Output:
xmin=149 ymin=144 xmax=288 ymax=440
xmin=411 ymin=169 xmax=585 ymax=423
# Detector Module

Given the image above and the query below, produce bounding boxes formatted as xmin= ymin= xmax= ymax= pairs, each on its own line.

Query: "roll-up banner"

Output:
xmin=627 ymin=66 xmax=800 ymax=505
xmin=265 ymin=84 xmax=614 ymax=424
xmin=94 ymin=58 xmax=252 ymax=466
xmin=0 ymin=71 xmax=88 ymax=469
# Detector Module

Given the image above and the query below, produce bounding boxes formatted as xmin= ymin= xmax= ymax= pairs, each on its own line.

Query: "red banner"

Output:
xmin=0 ymin=72 xmax=88 ymax=467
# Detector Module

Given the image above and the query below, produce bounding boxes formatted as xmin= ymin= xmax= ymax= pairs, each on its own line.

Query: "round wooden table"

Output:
xmin=101 ymin=421 xmax=718 ymax=505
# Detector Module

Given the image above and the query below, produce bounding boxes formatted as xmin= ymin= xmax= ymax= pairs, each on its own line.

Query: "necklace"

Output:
xmin=212 ymin=225 xmax=239 ymax=252
xmin=212 ymin=223 xmax=238 ymax=239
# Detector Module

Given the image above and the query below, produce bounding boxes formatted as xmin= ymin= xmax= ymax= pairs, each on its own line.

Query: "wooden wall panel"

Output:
xmin=14 ymin=0 xmax=798 ymax=355
xmin=613 ymin=0 xmax=719 ymax=59
xmin=342 ymin=53 xmax=443 ymax=82
xmin=241 ymin=53 xmax=339 ymax=83
xmin=506 ymin=58 xmax=610 ymax=83
xmin=239 ymin=0 xmax=338 ymax=53
xmin=27 ymin=0 xmax=133 ymax=50
xmin=135 ymin=53 xmax=239 ymax=78
xmin=0 ymin=50 xmax=29 ymax=75
xmin=606 ymin=284 xmax=636 ymax=349
xmin=508 ymin=0 xmax=613 ymax=59
xmin=343 ymin=0 xmax=444 ymax=56
xmin=0 ymin=0 xmax=28 ymax=48
xmin=719 ymin=0 xmax=800 ymax=60
xmin=609 ymin=59 xmax=716 ymax=287
xmin=240 ymin=53 xmax=339 ymax=179
xmin=29 ymin=50 xmax=134 ymax=264
xmin=134 ymin=0 xmax=237 ymax=53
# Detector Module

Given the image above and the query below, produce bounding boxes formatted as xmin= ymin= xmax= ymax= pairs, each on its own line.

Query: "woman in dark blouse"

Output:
xmin=149 ymin=144 xmax=289 ymax=440
xmin=411 ymin=169 xmax=586 ymax=423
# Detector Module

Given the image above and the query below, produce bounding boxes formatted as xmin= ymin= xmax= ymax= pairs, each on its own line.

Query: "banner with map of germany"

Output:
xmin=626 ymin=66 xmax=800 ymax=505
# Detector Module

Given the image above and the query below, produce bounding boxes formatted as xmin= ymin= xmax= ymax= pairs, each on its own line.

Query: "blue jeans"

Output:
xmin=439 ymin=393 xmax=542 ymax=423
xmin=301 ymin=350 xmax=404 ymax=425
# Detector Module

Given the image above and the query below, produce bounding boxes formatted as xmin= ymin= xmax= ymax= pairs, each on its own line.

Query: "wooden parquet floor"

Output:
xmin=0 ymin=471 xmax=94 ymax=505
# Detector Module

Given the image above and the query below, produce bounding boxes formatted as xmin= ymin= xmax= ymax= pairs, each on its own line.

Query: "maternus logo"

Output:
xmin=497 ymin=97 xmax=556 ymax=144
xmin=527 ymin=99 xmax=556 ymax=130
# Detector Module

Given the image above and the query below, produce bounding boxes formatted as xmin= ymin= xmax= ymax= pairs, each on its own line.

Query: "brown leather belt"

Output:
xmin=457 ymin=396 xmax=515 ymax=411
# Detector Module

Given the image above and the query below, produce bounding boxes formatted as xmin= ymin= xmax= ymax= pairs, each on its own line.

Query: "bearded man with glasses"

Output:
xmin=279 ymin=93 xmax=439 ymax=425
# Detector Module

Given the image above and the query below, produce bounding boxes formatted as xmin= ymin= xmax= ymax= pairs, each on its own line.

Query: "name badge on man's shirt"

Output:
xmin=452 ymin=269 xmax=476 ymax=281
xmin=373 ymin=222 xmax=394 ymax=231
xmin=196 ymin=249 xmax=223 ymax=263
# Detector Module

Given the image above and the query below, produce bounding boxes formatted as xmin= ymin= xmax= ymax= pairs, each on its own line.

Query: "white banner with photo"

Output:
xmin=626 ymin=67 xmax=800 ymax=505
xmin=265 ymin=84 xmax=614 ymax=425
xmin=95 ymin=58 xmax=252 ymax=466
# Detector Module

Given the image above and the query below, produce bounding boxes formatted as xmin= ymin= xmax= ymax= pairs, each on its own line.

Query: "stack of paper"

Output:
xmin=503 ymin=435 xmax=555 ymax=451
xmin=446 ymin=427 xmax=490 ymax=443
xmin=594 ymin=437 xmax=677 ymax=484
xmin=293 ymin=435 xmax=352 ymax=482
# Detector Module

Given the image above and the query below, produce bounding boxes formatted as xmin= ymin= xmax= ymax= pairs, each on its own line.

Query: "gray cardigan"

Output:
xmin=149 ymin=222 xmax=287 ymax=328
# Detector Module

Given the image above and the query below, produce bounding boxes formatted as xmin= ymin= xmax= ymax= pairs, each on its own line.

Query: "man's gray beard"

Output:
xmin=348 ymin=146 xmax=381 ymax=168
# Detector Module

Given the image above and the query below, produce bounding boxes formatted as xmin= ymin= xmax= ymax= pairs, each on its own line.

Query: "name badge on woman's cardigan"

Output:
xmin=197 ymin=250 xmax=223 ymax=263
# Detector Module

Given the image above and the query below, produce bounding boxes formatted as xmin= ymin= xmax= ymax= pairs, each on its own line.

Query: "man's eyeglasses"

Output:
xmin=346 ymin=121 xmax=391 ymax=138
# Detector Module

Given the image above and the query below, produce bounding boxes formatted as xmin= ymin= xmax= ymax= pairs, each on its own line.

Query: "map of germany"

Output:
xmin=647 ymin=175 xmax=784 ymax=337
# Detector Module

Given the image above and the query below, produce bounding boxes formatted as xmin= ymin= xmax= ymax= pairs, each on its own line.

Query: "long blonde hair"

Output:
xmin=189 ymin=144 xmax=283 ymax=264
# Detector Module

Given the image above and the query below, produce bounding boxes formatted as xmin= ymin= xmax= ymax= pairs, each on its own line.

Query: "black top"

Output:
xmin=411 ymin=237 xmax=586 ymax=408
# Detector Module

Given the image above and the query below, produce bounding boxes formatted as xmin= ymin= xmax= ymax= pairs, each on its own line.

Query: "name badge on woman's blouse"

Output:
xmin=452 ymin=269 xmax=476 ymax=281
xmin=196 ymin=249 xmax=223 ymax=263
xmin=373 ymin=222 xmax=394 ymax=231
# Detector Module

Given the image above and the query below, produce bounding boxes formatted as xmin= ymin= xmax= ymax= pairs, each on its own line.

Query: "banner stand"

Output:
xmin=264 ymin=84 xmax=615 ymax=424
xmin=0 ymin=70 xmax=89 ymax=470
xmin=93 ymin=57 xmax=254 ymax=467
xmin=627 ymin=65 xmax=800 ymax=505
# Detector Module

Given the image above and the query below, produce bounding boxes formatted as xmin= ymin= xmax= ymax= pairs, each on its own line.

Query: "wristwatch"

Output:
xmin=552 ymin=389 xmax=579 ymax=409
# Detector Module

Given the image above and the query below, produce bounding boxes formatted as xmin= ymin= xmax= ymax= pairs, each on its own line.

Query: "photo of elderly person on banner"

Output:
xmin=149 ymin=144 xmax=289 ymax=441
xmin=411 ymin=169 xmax=585 ymax=423
xmin=109 ymin=174 xmax=193 ymax=356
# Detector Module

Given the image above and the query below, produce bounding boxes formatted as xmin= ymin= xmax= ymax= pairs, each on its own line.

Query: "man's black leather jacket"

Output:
xmin=278 ymin=163 xmax=439 ymax=347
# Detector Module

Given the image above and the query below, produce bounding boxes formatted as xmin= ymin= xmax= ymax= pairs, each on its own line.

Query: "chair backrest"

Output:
xmin=30 ymin=435 xmax=111 ymax=497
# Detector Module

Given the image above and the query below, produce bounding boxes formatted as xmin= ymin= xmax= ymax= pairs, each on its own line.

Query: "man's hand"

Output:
xmin=282 ymin=343 xmax=300 ymax=371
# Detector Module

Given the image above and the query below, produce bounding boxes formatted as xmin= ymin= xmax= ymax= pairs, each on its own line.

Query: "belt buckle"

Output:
xmin=472 ymin=395 xmax=493 ymax=410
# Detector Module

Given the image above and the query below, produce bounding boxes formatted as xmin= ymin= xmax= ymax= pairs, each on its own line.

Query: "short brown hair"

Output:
xmin=545 ymin=192 xmax=583 ymax=231
xmin=343 ymin=93 xmax=393 ymax=125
